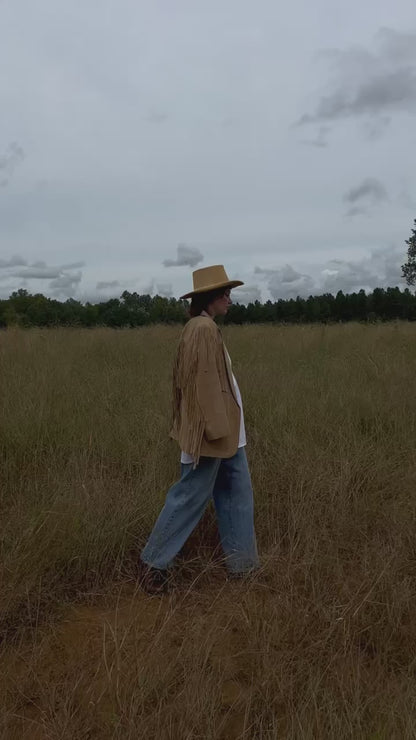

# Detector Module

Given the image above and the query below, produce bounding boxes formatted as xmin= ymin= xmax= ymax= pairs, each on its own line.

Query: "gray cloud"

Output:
xmin=156 ymin=282 xmax=173 ymax=297
xmin=255 ymin=264 xmax=315 ymax=299
xmin=141 ymin=280 xmax=155 ymax=295
xmin=398 ymin=186 xmax=416 ymax=210
xmin=49 ymin=271 xmax=82 ymax=297
xmin=345 ymin=205 xmax=368 ymax=218
xmin=61 ymin=261 xmax=86 ymax=270
xmin=344 ymin=178 xmax=388 ymax=204
xmin=302 ymin=125 xmax=331 ymax=148
xmin=343 ymin=177 xmax=389 ymax=217
xmin=362 ymin=115 xmax=391 ymax=140
xmin=0 ymin=255 xmax=27 ymax=268
xmin=305 ymin=68 xmax=416 ymax=123
xmin=255 ymin=245 xmax=405 ymax=299
xmin=0 ymin=142 xmax=25 ymax=186
xmin=298 ymin=28 xmax=416 ymax=136
xmin=163 ymin=243 xmax=204 ymax=268
xmin=147 ymin=109 xmax=169 ymax=124
xmin=96 ymin=280 xmax=120 ymax=289
xmin=12 ymin=267 xmax=61 ymax=279
xmin=320 ymin=246 xmax=403 ymax=293
xmin=0 ymin=7 xmax=414 ymax=304
xmin=232 ymin=284 xmax=262 ymax=305
xmin=0 ymin=257 xmax=84 ymax=298
xmin=321 ymin=260 xmax=374 ymax=294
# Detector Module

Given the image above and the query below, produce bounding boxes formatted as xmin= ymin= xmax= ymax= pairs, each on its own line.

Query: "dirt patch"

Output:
xmin=2 ymin=577 xmax=270 ymax=739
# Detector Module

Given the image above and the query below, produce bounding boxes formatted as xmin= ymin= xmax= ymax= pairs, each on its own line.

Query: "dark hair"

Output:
xmin=189 ymin=286 xmax=230 ymax=318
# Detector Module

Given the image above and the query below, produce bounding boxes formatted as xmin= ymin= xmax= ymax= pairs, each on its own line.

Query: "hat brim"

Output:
xmin=180 ymin=280 xmax=244 ymax=300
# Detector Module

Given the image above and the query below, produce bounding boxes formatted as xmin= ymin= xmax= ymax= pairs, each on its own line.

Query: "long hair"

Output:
xmin=188 ymin=287 xmax=230 ymax=318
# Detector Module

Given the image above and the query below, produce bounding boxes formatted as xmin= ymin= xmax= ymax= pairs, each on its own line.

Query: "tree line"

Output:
xmin=1 ymin=219 xmax=415 ymax=328
xmin=1 ymin=285 xmax=416 ymax=328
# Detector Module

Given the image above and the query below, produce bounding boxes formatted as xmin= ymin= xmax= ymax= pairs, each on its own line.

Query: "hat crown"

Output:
xmin=179 ymin=263 xmax=243 ymax=300
xmin=192 ymin=265 xmax=229 ymax=292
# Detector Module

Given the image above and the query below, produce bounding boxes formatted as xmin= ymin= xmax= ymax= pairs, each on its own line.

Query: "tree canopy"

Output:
xmin=401 ymin=218 xmax=416 ymax=286
xmin=1 ymin=286 xmax=416 ymax=328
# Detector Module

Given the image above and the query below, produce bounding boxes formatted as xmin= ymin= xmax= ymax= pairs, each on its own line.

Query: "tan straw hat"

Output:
xmin=180 ymin=265 xmax=244 ymax=300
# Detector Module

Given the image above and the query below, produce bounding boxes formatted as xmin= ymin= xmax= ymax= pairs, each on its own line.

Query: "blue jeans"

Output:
xmin=141 ymin=447 xmax=259 ymax=574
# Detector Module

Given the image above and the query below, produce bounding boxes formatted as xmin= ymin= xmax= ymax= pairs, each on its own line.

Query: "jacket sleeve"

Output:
xmin=195 ymin=326 xmax=230 ymax=441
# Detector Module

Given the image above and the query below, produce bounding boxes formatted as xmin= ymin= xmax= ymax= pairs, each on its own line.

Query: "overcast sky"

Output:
xmin=1 ymin=0 xmax=415 ymax=303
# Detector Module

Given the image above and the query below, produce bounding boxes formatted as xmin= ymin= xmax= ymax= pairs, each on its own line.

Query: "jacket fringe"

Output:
xmin=172 ymin=326 xmax=211 ymax=468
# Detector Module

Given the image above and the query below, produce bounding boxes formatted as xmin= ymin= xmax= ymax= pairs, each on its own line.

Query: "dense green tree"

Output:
xmin=401 ymin=219 xmax=416 ymax=286
xmin=1 ymin=285 xmax=416 ymax=328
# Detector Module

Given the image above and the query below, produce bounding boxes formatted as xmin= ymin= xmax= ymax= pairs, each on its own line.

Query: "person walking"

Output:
xmin=139 ymin=265 xmax=259 ymax=593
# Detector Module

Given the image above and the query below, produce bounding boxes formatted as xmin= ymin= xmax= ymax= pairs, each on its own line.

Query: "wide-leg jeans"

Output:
xmin=140 ymin=447 xmax=259 ymax=574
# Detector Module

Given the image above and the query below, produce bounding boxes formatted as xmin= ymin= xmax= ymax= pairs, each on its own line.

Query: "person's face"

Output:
xmin=208 ymin=288 xmax=232 ymax=317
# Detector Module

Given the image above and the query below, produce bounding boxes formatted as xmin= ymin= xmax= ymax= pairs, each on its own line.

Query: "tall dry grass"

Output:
xmin=1 ymin=323 xmax=416 ymax=738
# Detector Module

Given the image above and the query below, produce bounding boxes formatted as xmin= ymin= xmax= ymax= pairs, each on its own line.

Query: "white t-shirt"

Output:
xmin=180 ymin=345 xmax=246 ymax=464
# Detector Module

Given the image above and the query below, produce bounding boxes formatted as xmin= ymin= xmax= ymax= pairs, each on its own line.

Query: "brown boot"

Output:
xmin=139 ymin=562 xmax=170 ymax=595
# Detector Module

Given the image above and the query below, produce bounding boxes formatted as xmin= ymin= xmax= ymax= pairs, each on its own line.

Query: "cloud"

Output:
xmin=345 ymin=205 xmax=368 ymax=218
xmin=232 ymin=284 xmax=262 ymax=305
xmin=344 ymin=178 xmax=388 ymax=205
xmin=343 ymin=177 xmax=388 ymax=216
xmin=255 ymin=245 xmax=405 ymax=299
xmin=96 ymin=280 xmax=120 ymax=289
xmin=297 ymin=28 xmax=416 ymax=138
xmin=0 ymin=142 xmax=25 ymax=186
xmin=12 ymin=267 xmax=61 ymax=279
xmin=0 ymin=256 xmax=85 ymax=299
xmin=320 ymin=247 xmax=403 ymax=293
xmin=147 ymin=109 xmax=169 ymax=124
xmin=362 ymin=115 xmax=391 ymax=140
xmin=10 ymin=259 xmax=84 ymax=280
xmin=141 ymin=279 xmax=155 ymax=295
xmin=255 ymin=264 xmax=315 ymax=299
xmin=156 ymin=282 xmax=173 ymax=297
xmin=301 ymin=125 xmax=331 ymax=148
xmin=163 ymin=243 xmax=204 ymax=267
xmin=61 ymin=261 xmax=86 ymax=270
xmin=0 ymin=255 xmax=27 ymax=268
xmin=49 ymin=271 xmax=82 ymax=297
xmin=398 ymin=186 xmax=416 ymax=210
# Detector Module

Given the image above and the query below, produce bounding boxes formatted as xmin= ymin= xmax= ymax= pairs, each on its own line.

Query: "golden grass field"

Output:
xmin=1 ymin=323 xmax=416 ymax=739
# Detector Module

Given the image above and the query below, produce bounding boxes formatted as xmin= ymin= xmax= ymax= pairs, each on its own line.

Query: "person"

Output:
xmin=139 ymin=264 xmax=259 ymax=593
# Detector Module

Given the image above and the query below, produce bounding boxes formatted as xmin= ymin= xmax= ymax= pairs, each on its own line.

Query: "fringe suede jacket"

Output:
xmin=170 ymin=315 xmax=241 ymax=467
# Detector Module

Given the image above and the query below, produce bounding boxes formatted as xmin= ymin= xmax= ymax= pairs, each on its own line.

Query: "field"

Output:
xmin=1 ymin=323 xmax=416 ymax=739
